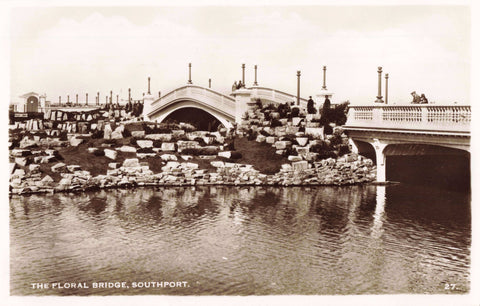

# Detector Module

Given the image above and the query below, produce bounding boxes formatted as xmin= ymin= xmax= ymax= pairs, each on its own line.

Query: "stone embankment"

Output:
xmin=9 ymin=103 xmax=376 ymax=195
xmin=10 ymin=153 xmax=376 ymax=194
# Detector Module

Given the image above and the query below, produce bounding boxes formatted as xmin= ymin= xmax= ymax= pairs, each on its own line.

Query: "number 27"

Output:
xmin=444 ymin=283 xmax=456 ymax=290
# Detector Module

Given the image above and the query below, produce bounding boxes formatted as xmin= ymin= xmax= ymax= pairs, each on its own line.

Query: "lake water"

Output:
xmin=10 ymin=184 xmax=471 ymax=295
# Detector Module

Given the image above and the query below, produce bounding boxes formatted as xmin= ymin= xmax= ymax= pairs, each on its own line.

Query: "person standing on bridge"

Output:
xmin=232 ymin=81 xmax=237 ymax=91
xmin=411 ymin=91 xmax=421 ymax=104
xmin=307 ymin=96 xmax=316 ymax=114
xmin=420 ymin=94 xmax=428 ymax=104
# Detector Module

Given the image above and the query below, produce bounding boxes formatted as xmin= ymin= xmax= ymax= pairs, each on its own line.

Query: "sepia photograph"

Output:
xmin=2 ymin=0 xmax=477 ymax=305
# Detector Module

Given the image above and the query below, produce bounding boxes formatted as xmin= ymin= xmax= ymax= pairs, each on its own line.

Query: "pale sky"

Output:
xmin=9 ymin=5 xmax=470 ymax=105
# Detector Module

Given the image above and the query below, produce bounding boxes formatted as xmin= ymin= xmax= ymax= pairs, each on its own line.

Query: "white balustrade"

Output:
xmin=345 ymin=105 xmax=470 ymax=133
xmin=149 ymin=85 xmax=236 ymax=117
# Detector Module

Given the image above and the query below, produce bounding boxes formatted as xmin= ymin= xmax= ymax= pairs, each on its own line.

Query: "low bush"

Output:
xmin=270 ymin=119 xmax=282 ymax=128
xmin=152 ymin=140 xmax=162 ymax=148
xmin=93 ymin=150 xmax=105 ymax=157
xmin=181 ymin=147 xmax=218 ymax=155
xmin=137 ymin=147 xmax=154 ymax=153
xmin=229 ymin=151 xmax=242 ymax=159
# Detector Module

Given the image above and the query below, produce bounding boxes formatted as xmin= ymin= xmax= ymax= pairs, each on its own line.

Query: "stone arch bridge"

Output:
xmin=143 ymin=85 xmax=309 ymax=129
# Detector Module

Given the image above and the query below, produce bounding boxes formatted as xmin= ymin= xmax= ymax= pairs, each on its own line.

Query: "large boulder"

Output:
xmin=122 ymin=158 xmax=140 ymax=168
xmin=111 ymin=131 xmax=123 ymax=140
xmin=118 ymin=146 xmax=137 ymax=153
xmin=104 ymin=149 xmax=118 ymax=160
xmin=103 ymin=124 xmax=113 ymax=139
xmin=136 ymin=140 xmax=153 ymax=148
xmin=51 ymin=162 xmax=67 ymax=173
xmin=131 ymin=130 xmax=146 ymax=138
xmin=161 ymin=142 xmax=176 ymax=151
xmin=292 ymin=160 xmax=309 ymax=171
xmin=145 ymin=134 xmax=172 ymax=141
xmin=69 ymin=137 xmax=84 ymax=147
xmin=161 ymin=154 xmax=177 ymax=161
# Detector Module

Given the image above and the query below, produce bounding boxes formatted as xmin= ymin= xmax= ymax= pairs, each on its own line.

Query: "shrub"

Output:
xmin=93 ymin=150 xmax=105 ymax=157
xmin=270 ymin=119 xmax=282 ymax=128
xmin=122 ymin=129 xmax=131 ymax=137
xmin=247 ymin=130 xmax=258 ymax=141
xmin=225 ymin=140 xmax=235 ymax=150
xmin=129 ymin=137 xmax=137 ymax=145
xmin=194 ymin=137 xmax=208 ymax=146
xmin=137 ymin=147 xmax=154 ymax=153
xmin=255 ymin=99 xmax=263 ymax=109
xmin=181 ymin=147 xmax=218 ymax=155
xmin=259 ymin=129 xmax=270 ymax=137
xmin=91 ymin=130 xmax=104 ymax=139
xmin=291 ymin=107 xmax=300 ymax=118
xmin=229 ymin=151 xmax=242 ymax=159
xmin=152 ymin=140 xmax=162 ymax=148
xmin=338 ymin=144 xmax=350 ymax=156
xmin=59 ymin=131 xmax=68 ymax=141
xmin=323 ymin=125 xmax=333 ymax=135
xmin=283 ymin=146 xmax=297 ymax=157
xmin=104 ymin=139 xmax=117 ymax=145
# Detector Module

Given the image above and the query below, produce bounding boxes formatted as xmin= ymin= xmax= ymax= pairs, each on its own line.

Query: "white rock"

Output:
xmin=131 ymin=130 xmax=146 ymax=138
xmin=67 ymin=165 xmax=82 ymax=172
xmin=292 ymin=160 xmax=308 ymax=171
xmin=118 ymin=145 xmax=137 ymax=153
xmin=292 ymin=117 xmax=303 ymax=126
xmin=69 ymin=137 xmax=84 ymax=147
xmin=296 ymin=137 xmax=309 ymax=147
xmin=266 ymin=136 xmax=276 ymax=144
xmin=161 ymin=154 xmax=178 ymax=161
xmin=287 ymin=155 xmax=302 ymax=162
xmin=210 ymin=161 xmax=225 ymax=168
xmin=161 ymin=142 xmax=176 ymax=151
xmin=181 ymin=155 xmax=193 ymax=161
xmin=218 ymin=151 xmax=231 ymax=158
xmin=104 ymin=149 xmax=118 ymax=160
xmin=111 ymin=131 xmax=123 ymax=140
xmin=51 ymin=162 xmax=67 ymax=173
xmin=145 ymin=133 xmax=172 ymax=141
xmin=136 ymin=140 xmax=153 ymax=148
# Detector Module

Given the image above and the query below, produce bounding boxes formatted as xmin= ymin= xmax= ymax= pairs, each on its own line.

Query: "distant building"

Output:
xmin=12 ymin=92 xmax=47 ymax=112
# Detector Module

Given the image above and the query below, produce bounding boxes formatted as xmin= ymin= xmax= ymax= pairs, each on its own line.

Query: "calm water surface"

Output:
xmin=10 ymin=184 xmax=471 ymax=295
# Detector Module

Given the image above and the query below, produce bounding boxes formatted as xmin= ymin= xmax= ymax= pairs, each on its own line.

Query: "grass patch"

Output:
xmin=233 ymin=137 xmax=288 ymax=174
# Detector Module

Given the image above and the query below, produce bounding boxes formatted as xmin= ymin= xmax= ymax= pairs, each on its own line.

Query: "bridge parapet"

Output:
xmin=149 ymin=85 xmax=236 ymax=119
xmin=249 ymin=87 xmax=309 ymax=108
xmin=345 ymin=105 xmax=471 ymax=133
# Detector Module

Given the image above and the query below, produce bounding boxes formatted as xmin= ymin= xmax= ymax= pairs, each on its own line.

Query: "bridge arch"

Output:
xmin=146 ymin=85 xmax=236 ymax=130
xmin=149 ymin=99 xmax=235 ymax=130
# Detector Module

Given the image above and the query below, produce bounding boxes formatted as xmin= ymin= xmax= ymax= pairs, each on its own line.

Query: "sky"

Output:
xmin=8 ymin=4 xmax=470 ymax=106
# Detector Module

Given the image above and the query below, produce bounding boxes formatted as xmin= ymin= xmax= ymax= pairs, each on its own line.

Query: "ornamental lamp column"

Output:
xmin=148 ymin=76 xmax=151 ymax=94
xmin=322 ymin=65 xmax=327 ymax=90
xmin=76 ymin=94 xmax=78 ymax=105
xmin=242 ymin=63 xmax=245 ymax=86
xmin=375 ymin=66 xmax=384 ymax=103
xmin=128 ymin=88 xmax=131 ymax=102
xmin=385 ymin=73 xmax=389 ymax=104
xmin=209 ymin=78 xmax=211 ymax=88
xmin=296 ymin=70 xmax=301 ymax=106
xmin=86 ymin=93 xmax=88 ymax=105
xmin=253 ymin=65 xmax=258 ymax=86
xmin=188 ymin=63 xmax=192 ymax=84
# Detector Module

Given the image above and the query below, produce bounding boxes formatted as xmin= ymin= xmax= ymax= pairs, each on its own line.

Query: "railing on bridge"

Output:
xmin=150 ymin=85 xmax=236 ymax=117
xmin=345 ymin=105 xmax=471 ymax=133
xmin=248 ymin=87 xmax=309 ymax=108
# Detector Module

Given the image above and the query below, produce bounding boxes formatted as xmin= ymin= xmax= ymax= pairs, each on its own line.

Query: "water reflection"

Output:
xmin=10 ymin=184 xmax=470 ymax=295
